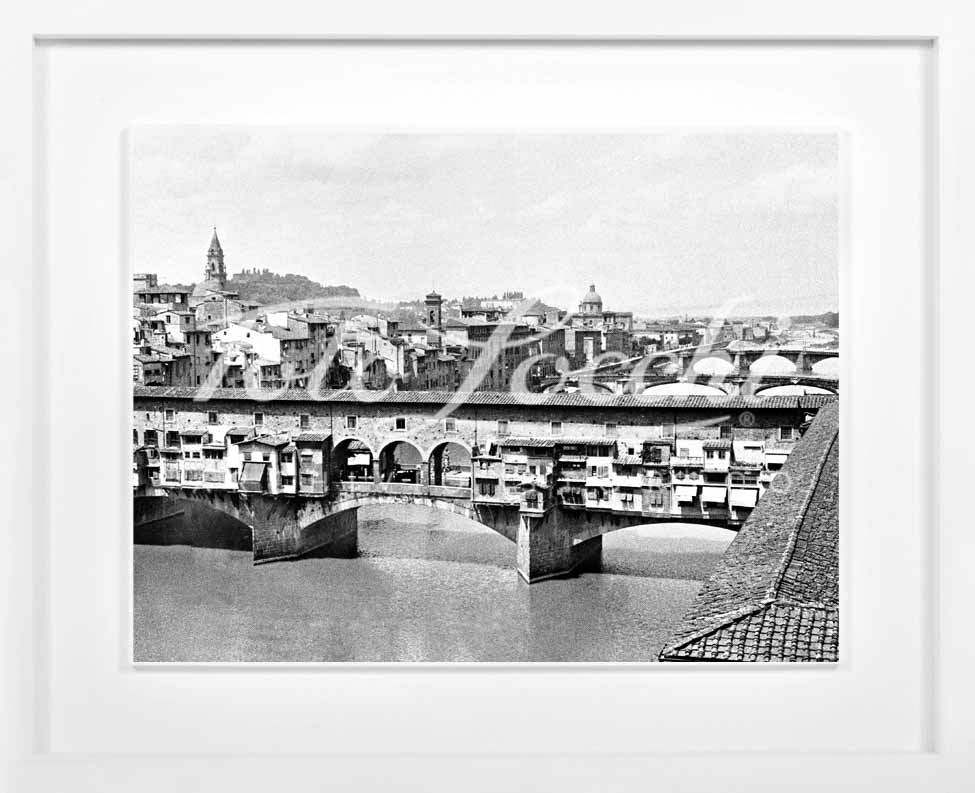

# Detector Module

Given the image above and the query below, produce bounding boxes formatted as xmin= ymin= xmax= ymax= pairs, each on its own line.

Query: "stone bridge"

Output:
xmin=540 ymin=343 xmax=839 ymax=395
xmin=542 ymin=373 xmax=839 ymax=397
xmin=134 ymin=386 xmax=835 ymax=582
xmin=138 ymin=480 xmax=701 ymax=582
xmin=671 ymin=344 xmax=839 ymax=378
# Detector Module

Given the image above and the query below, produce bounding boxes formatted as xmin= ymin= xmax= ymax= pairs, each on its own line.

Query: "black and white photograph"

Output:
xmin=130 ymin=130 xmax=840 ymax=663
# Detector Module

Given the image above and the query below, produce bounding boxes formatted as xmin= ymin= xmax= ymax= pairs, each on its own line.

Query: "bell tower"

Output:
xmin=425 ymin=290 xmax=443 ymax=330
xmin=205 ymin=227 xmax=226 ymax=290
xmin=425 ymin=290 xmax=444 ymax=348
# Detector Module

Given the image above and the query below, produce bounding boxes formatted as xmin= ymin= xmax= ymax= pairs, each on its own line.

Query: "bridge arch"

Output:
xmin=134 ymin=491 xmax=255 ymax=550
xmin=812 ymin=356 xmax=840 ymax=376
xmin=638 ymin=381 xmax=730 ymax=396
xmin=321 ymin=494 xmax=481 ymax=525
xmin=691 ymin=355 xmax=735 ymax=377
xmin=377 ymin=438 xmax=425 ymax=484
xmin=427 ymin=439 xmax=473 ymax=487
xmin=332 ymin=436 xmax=376 ymax=482
xmin=749 ymin=354 xmax=798 ymax=376
xmin=754 ymin=383 xmax=837 ymax=396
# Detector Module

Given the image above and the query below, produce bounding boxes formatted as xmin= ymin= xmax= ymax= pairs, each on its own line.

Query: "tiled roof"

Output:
xmin=615 ymin=454 xmax=644 ymax=466
xmin=240 ymin=434 xmax=291 ymax=448
xmin=133 ymin=384 xmax=837 ymax=412
xmin=135 ymin=285 xmax=190 ymax=295
xmin=702 ymin=439 xmax=733 ymax=450
xmin=295 ymin=431 xmax=331 ymax=443
xmin=659 ymin=400 xmax=839 ymax=663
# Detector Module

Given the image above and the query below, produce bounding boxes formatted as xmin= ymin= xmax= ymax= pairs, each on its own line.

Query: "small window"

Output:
xmin=143 ymin=430 xmax=157 ymax=446
xmin=444 ymin=416 xmax=457 ymax=433
xmin=281 ymin=452 xmax=293 ymax=463
xmin=132 ymin=429 xmax=139 ymax=444
xmin=166 ymin=431 xmax=180 ymax=447
xmin=281 ymin=476 xmax=294 ymax=486
xmin=720 ymin=425 xmax=733 ymax=439
xmin=779 ymin=426 xmax=795 ymax=441
xmin=497 ymin=419 xmax=509 ymax=436
xmin=346 ymin=415 xmax=358 ymax=430
xmin=262 ymin=452 xmax=271 ymax=462
xmin=605 ymin=422 xmax=617 ymax=437
xmin=299 ymin=414 xmax=310 ymax=429
xmin=551 ymin=421 xmax=562 ymax=436
xmin=164 ymin=409 xmax=175 ymax=420
xmin=254 ymin=412 xmax=263 ymax=427
xmin=207 ymin=411 xmax=218 ymax=424
xmin=243 ymin=451 xmax=251 ymax=461
xmin=395 ymin=417 xmax=407 ymax=431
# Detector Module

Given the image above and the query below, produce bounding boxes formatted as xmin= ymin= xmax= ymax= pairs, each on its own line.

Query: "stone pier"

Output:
xmin=516 ymin=506 xmax=604 ymax=583
xmin=249 ymin=495 xmax=358 ymax=563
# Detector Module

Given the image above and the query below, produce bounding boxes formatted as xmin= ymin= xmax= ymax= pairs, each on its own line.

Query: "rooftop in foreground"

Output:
xmin=658 ymin=400 xmax=839 ymax=662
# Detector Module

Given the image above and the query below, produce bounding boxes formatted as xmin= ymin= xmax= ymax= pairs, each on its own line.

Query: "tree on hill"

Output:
xmin=226 ymin=270 xmax=360 ymax=304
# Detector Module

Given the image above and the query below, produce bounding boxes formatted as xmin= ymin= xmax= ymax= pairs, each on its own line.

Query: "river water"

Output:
xmin=133 ymin=505 xmax=733 ymax=663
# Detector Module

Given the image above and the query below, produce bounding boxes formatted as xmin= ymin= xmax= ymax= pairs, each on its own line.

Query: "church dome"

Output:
xmin=582 ymin=284 xmax=602 ymax=304
xmin=579 ymin=283 xmax=603 ymax=314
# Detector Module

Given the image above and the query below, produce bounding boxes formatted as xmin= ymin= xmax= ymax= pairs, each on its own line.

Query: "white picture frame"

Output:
xmin=2 ymin=1 xmax=972 ymax=790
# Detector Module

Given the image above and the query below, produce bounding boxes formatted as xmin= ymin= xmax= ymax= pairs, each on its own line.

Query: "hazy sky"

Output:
xmin=129 ymin=129 xmax=839 ymax=317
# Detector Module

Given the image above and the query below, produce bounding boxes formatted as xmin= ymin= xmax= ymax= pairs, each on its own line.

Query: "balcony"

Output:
xmin=611 ymin=473 xmax=645 ymax=488
xmin=671 ymin=456 xmax=704 ymax=467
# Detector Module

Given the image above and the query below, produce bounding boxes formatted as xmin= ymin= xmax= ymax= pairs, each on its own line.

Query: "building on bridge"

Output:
xmin=133 ymin=387 xmax=835 ymax=580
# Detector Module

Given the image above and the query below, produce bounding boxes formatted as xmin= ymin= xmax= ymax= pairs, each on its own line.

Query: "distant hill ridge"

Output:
xmin=226 ymin=269 xmax=360 ymax=305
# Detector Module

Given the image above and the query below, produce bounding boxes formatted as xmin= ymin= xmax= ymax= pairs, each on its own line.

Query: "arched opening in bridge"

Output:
xmin=597 ymin=521 xmax=736 ymax=579
xmin=812 ymin=357 xmax=840 ymax=377
xmin=691 ymin=355 xmax=735 ymax=377
xmin=754 ymin=384 xmax=837 ymax=396
xmin=133 ymin=495 xmax=253 ymax=551
xmin=749 ymin=354 xmax=797 ymax=376
xmin=428 ymin=440 xmax=473 ymax=487
xmin=378 ymin=439 xmax=425 ymax=484
xmin=355 ymin=503 xmax=515 ymax=569
xmin=652 ymin=359 xmax=681 ymax=377
xmin=638 ymin=382 xmax=729 ymax=396
xmin=332 ymin=437 xmax=375 ymax=482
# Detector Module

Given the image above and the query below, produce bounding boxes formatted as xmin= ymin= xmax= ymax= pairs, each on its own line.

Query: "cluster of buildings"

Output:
xmin=132 ymin=230 xmax=822 ymax=398
xmin=133 ymin=388 xmax=828 ymax=528
xmin=470 ymin=423 xmax=798 ymax=524
xmin=132 ymin=230 xmax=347 ymax=390
xmin=131 ymin=231 xmax=665 ymax=394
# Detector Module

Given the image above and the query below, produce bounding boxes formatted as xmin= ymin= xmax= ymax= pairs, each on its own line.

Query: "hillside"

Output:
xmin=227 ymin=269 xmax=360 ymax=305
xmin=791 ymin=311 xmax=839 ymax=328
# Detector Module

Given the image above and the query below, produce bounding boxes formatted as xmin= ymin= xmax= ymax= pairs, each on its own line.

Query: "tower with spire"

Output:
xmin=204 ymin=227 xmax=227 ymax=291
